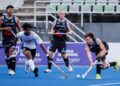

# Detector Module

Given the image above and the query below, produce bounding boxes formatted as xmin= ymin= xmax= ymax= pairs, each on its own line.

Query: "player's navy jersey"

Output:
xmin=88 ymin=38 xmax=109 ymax=55
xmin=1 ymin=15 xmax=17 ymax=38
xmin=53 ymin=19 xmax=68 ymax=43
xmin=17 ymin=31 xmax=43 ymax=49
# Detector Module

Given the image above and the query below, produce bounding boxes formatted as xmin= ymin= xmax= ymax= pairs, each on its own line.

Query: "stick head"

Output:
xmin=82 ymin=74 xmax=85 ymax=79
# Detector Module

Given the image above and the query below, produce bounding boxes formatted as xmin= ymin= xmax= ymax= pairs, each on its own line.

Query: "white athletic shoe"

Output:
xmin=44 ymin=69 xmax=52 ymax=73
xmin=8 ymin=69 xmax=15 ymax=75
xmin=25 ymin=64 xmax=30 ymax=74
xmin=68 ymin=65 xmax=73 ymax=72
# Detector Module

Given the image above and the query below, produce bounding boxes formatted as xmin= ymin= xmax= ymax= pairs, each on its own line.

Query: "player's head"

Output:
xmin=58 ymin=10 xmax=65 ymax=20
xmin=6 ymin=5 xmax=14 ymax=16
xmin=22 ymin=23 xmax=32 ymax=36
xmin=84 ymin=32 xmax=95 ymax=45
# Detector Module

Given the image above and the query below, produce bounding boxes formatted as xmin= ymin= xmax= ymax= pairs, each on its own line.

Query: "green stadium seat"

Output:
xmin=73 ymin=0 xmax=85 ymax=5
xmin=50 ymin=0 xmax=61 ymax=5
xmin=85 ymin=0 xmax=96 ymax=5
xmin=46 ymin=5 xmax=56 ymax=13
xmin=92 ymin=5 xmax=103 ymax=13
xmin=104 ymin=5 xmax=115 ymax=13
xmin=115 ymin=5 xmax=120 ymax=13
xmin=81 ymin=5 xmax=91 ymax=13
xmin=69 ymin=5 xmax=80 ymax=13
xmin=108 ymin=0 xmax=119 ymax=5
xmin=57 ymin=5 xmax=68 ymax=13
xmin=97 ymin=0 xmax=107 ymax=5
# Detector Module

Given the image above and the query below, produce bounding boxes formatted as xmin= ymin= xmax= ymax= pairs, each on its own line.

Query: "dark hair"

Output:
xmin=6 ymin=5 xmax=14 ymax=10
xmin=84 ymin=32 xmax=94 ymax=39
xmin=22 ymin=23 xmax=32 ymax=30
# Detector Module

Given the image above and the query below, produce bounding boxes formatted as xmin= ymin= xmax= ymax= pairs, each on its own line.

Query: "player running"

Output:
xmin=17 ymin=23 xmax=48 ymax=77
xmin=44 ymin=11 xmax=73 ymax=73
xmin=0 ymin=5 xmax=22 ymax=75
xmin=85 ymin=32 xmax=118 ymax=79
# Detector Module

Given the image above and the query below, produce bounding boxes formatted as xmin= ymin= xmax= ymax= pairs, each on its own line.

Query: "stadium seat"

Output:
xmin=92 ymin=5 xmax=103 ymax=13
xmin=50 ymin=0 xmax=61 ymax=5
xmin=73 ymin=0 xmax=85 ymax=5
xmin=116 ymin=5 xmax=120 ymax=13
xmin=96 ymin=0 xmax=107 ymax=5
xmin=57 ymin=5 xmax=68 ymax=13
xmin=69 ymin=5 xmax=80 ymax=13
xmin=81 ymin=5 xmax=91 ymax=13
xmin=104 ymin=5 xmax=115 ymax=13
xmin=108 ymin=0 xmax=119 ymax=5
xmin=46 ymin=5 xmax=56 ymax=13
xmin=85 ymin=0 xmax=96 ymax=5
xmin=62 ymin=0 xmax=72 ymax=5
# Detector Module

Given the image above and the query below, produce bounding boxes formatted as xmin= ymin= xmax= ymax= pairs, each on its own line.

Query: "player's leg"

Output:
xmin=44 ymin=42 xmax=57 ymax=73
xmin=2 ymin=39 xmax=16 ymax=75
xmin=102 ymin=59 xmax=118 ymax=71
xmin=24 ymin=49 xmax=36 ymax=74
xmin=100 ymin=55 xmax=118 ymax=71
xmin=23 ymin=48 xmax=38 ymax=77
xmin=61 ymin=53 xmax=73 ymax=72
xmin=5 ymin=46 xmax=16 ymax=75
xmin=96 ymin=56 xmax=118 ymax=79
xmin=59 ymin=44 xmax=73 ymax=72
xmin=96 ymin=56 xmax=106 ymax=79
xmin=96 ymin=58 xmax=102 ymax=79
xmin=109 ymin=61 xmax=118 ymax=71
xmin=44 ymin=51 xmax=55 ymax=73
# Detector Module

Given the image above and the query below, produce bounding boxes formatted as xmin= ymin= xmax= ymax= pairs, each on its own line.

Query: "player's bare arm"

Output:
xmin=40 ymin=43 xmax=48 ymax=55
xmin=48 ymin=20 xmax=56 ymax=34
xmin=85 ymin=46 xmax=93 ymax=65
xmin=66 ymin=22 xmax=72 ymax=35
xmin=15 ymin=17 xmax=23 ymax=32
xmin=0 ymin=17 xmax=11 ymax=31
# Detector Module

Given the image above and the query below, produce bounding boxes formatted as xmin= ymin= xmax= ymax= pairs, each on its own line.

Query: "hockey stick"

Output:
xmin=82 ymin=60 xmax=98 ymax=79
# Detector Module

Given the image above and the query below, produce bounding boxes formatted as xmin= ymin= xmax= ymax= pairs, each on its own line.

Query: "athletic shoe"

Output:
xmin=68 ymin=65 xmax=73 ymax=72
xmin=44 ymin=69 xmax=52 ymax=73
xmin=33 ymin=67 xmax=38 ymax=77
xmin=96 ymin=73 xmax=101 ymax=80
xmin=8 ymin=69 xmax=15 ymax=75
xmin=113 ymin=61 xmax=118 ymax=72
xmin=25 ymin=64 xmax=30 ymax=74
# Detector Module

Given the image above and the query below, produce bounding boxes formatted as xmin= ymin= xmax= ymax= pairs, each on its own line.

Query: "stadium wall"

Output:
xmin=84 ymin=23 xmax=120 ymax=42
xmin=0 ymin=42 xmax=119 ymax=66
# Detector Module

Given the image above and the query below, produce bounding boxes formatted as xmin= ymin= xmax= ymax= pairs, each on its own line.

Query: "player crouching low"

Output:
xmin=16 ymin=23 xmax=48 ymax=77
xmin=85 ymin=33 xmax=118 ymax=79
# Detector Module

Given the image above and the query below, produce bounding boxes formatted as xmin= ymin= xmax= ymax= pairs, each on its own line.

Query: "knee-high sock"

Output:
xmin=28 ymin=59 xmax=35 ymax=71
xmin=47 ymin=56 xmax=53 ymax=69
xmin=5 ymin=57 xmax=16 ymax=71
xmin=10 ymin=57 xmax=16 ymax=71
xmin=96 ymin=64 xmax=102 ymax=75
xmin=63 ymin=58 xmax=69 ymax=67
xmin=109 ymin=62 xmax=116 ymax=67
xmin=5 ymin=58 xmax=11 ymax=70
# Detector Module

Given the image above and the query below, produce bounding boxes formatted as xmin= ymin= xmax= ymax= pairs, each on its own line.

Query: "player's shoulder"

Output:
xmin=96 ymin=38 xmax=101 ymax=42
xmin=96 ymin=38 xmax=102 ymax=45
xmin=17 ymin=31 xmax=25 ymax=35
xmin=31 ymin=31 xmax=38 ymax=36
xmin=31 ymin=31 xmax=37 ymax=34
